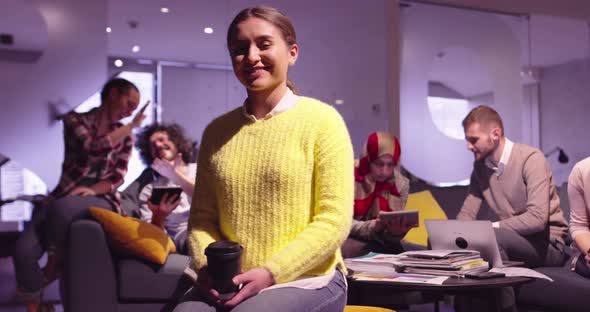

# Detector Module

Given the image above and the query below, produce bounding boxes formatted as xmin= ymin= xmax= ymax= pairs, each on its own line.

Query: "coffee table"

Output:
xmin=347 ymin=275 xmax=533 ymax=312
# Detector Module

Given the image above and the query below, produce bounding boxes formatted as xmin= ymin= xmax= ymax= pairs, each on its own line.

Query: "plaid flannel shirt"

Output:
xmin=50 ymin=108 xmax=133 ymax=213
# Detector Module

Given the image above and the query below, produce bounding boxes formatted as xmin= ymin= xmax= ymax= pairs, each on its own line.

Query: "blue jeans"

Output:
xmin=12 ymin=202 xmax=50 ymax=302
xmin=173 ymin=271 xmax=347 ymax=312
xmin=12 ymin=195 xmax=112 ymax=302
xmin=44 ymin=195 xmax=113 ymax=256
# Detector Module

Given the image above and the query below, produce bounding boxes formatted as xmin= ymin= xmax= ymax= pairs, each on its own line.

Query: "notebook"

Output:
xmin=425 ymin=220 xmax=506 ymax=268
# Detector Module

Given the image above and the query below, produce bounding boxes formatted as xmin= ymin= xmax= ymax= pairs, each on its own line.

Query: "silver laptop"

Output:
xmin=425 ymin=220 xmax=504 ymax=268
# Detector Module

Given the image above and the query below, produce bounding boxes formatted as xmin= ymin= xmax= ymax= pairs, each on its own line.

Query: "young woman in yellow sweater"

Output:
xmin=174 ymin=6 xmax=354 ymax=312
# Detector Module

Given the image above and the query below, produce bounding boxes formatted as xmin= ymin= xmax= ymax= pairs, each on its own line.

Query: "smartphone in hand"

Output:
xmin=139 ymin=100 xmax=150 ymax=113
xmin=150 ymin=187 xmax=182 ymax=205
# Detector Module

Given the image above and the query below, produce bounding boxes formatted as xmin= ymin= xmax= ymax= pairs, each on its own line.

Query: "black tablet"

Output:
xmin=378 ymin=210 xmax=419 ymax=226
xmin=150 ymin=187 xmax=182 ymax=205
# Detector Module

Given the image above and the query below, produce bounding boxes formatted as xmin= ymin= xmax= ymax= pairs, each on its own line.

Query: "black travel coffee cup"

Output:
xmin=205 ymin=240 xmax=243 ymax=299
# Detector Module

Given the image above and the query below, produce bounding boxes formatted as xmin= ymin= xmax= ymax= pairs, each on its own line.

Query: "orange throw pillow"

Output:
xmin=89 ymin=207 xmax=176 ymax=264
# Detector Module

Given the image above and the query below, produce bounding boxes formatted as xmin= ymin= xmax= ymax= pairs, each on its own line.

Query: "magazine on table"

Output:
xmin=396 ymin=249 xmax=489 ymax=277
xmin=346 ymin=252 xmax=402 ymax=265
xmin=401 ymin=261 xmax=489 ymax=277
xmin=350 ymin=271 xmax=448 ymax=285
xmin=399 ymin=249 xmax=482 ymax=259
xmin=344 ymin=253 xmax=400 ymax=274
xmin=344 ymin=253 xmax=449 ymax=285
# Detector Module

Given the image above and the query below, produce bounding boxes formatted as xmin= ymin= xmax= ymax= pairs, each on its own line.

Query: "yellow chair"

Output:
xmin=344 ymin=306 xmax=396 ymax=312
xmin=401 ymin=190 xmax=448 ymax=247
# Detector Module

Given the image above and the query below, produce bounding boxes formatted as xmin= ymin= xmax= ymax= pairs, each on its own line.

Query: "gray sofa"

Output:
xmin=514 ymin=186 xmax=588 ymax=312
xmin=409 ymin=178 xmax=589 ymax=312
xmin=62 ymin=219 xmax=192 ymax=312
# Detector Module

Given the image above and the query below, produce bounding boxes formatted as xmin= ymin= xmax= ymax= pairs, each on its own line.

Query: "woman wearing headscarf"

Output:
xmin=342 ymin=131 xmax=415 ymax=258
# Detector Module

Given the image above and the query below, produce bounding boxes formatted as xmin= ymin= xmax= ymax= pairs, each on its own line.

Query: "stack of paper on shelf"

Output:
xmin=397 ymin=250 xmax=489 ymax=277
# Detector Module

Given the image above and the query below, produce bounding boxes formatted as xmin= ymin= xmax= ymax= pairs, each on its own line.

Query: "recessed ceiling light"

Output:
xmin=106 ymin=26 xmax=112 ymax=33
xmin=160 ymin=7 xmax=169 ymax=13
xmin=114 ymin=59 xmax=124 ymax=67
xmin=204 ymin=27 xmax=214 ymax=34
xmin=132 ymin=45 xmax=141 ymax=53
xmin=335 ymin=99 xmax=344 ymax=105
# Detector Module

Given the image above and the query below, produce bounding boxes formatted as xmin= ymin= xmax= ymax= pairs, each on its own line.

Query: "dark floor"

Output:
xmin=0 ymin=256 xmax=62 ymax=312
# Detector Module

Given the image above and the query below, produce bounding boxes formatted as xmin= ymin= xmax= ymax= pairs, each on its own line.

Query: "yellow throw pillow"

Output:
xmin=89 ymin=207 xmax=176 ymax=264
xmin=402 ymin=191 xmax=448 ymax=247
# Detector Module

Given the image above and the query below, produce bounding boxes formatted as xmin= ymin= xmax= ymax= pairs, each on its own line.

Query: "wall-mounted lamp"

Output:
xmin=545 ymin=147 xmax=569 ymax=164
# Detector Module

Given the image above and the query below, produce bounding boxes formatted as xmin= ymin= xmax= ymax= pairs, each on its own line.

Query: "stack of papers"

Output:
xmin=351 ymin=271 xmax=448 ymax=285
xmin=397 ymin=250 xmax=489 ymax=277
xmin=345 ymin=253 xmax=449 ymax=285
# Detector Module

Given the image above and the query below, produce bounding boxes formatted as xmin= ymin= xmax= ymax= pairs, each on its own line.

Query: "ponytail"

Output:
xmin=286 ymin=78 xmax=299 ymax=95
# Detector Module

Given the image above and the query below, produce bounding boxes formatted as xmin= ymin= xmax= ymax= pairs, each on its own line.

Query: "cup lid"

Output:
xmin=205 ymin=240 xmax=242 ymax=255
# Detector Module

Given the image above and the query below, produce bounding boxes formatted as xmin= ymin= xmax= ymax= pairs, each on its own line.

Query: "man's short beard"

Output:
xmin=480 ymin=137 xmax=496 ymax=159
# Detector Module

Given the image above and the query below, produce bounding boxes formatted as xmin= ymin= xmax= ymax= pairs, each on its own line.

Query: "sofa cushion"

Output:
xmin=89 ymin=207 xmax=176 ymax=264
xmin=517 ymin=264 xmax=590 ymax=312
xmin=118 ymin=253 xmax=192 ymax=301
xmin=403 ymin=190 xmax=448 ymax=246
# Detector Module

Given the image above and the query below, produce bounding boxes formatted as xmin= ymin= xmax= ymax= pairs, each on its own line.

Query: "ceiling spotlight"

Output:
xmin=160 ymin=7 xmax=169 ymax=13
xmin=114 ymin=59 xmax=123 ymax=67
xmin=335 ymin=99 xmax=344 ymax=105
xmin=106 ymin=26 xmax=112 ymax=33
xmin=132 ymin=45 xmax=141 ymax=53
xmin=204 ymin=27 xmax=214 ymax=34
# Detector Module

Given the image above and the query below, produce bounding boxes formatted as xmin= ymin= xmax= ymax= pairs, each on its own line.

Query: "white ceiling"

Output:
xmin=107 ymin=0 xmax=234 ymax=65
xmin=105 ymin=1 xmax=589 ymax=99
xmin=2 ymin=1 xmax=588 ymax=98
xmin=106 ymin=1 xmax=589 ymax=66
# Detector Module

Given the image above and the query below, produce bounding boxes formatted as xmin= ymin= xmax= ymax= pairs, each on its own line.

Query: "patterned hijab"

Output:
xmin=354 ymin=131 xmax=402 ymax=220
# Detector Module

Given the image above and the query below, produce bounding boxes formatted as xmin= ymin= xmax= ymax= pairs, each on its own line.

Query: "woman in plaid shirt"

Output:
xmin=13 ymin=78 xmax=148 ymax=312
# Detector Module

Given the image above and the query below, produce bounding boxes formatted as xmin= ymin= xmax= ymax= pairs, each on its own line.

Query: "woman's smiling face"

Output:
xmin=229 ymin=17 xmax=298 ymax=92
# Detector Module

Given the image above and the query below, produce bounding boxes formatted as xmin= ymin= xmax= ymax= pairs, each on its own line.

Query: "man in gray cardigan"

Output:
xmin=457 ymin=105 xmax=568 ymax=268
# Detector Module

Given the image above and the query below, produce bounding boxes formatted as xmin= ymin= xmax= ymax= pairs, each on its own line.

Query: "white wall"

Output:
xmin=158 ymin=0 xmax=392 ymax=155
xmin=276 ymin=0 xmax=391 ymax=153
xmin=160 ymin=66 xmax=245 ymax=144
xmin=0 ymin=0 xmax=108 ymax=189
xmin=539 ymin=58 xmax=590 ymax=184
xmin=400 ymin=3 xmax=523 ymax=184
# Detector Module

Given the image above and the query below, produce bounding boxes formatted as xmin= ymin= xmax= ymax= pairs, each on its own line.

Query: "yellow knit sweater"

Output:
xmin=187 ymin=97 xmax=354 ymax=284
